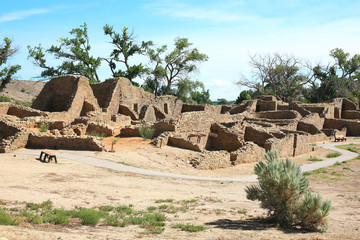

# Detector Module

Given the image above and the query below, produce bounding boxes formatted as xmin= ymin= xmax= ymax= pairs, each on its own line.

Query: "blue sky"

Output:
xmin=1 ymin=0 xmax=360 ymax=101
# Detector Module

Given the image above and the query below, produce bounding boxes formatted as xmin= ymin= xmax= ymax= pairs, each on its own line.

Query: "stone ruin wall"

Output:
xmin=26 ymin=133 xmax=105 ymax=151
xmin=4 ymin=75 xmax=360 ymax=168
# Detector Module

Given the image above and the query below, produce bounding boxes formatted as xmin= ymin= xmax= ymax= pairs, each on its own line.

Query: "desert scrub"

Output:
xmin=171 ymin=223 xmax=205 ymax=232
xmin=0 ymin=208 xmax=19 ymax=225
xmin=74 ymin=208 xmax=101 ymax=225
xmin=245 ymin=151 xmax=331 ymax=232
xmin=139 ymin=124 xmax=155 ymax=140
xmin=326 ymin=152 xmax=341 ymax=158
xmin=155 ymin=198 xmax=174 ymax=203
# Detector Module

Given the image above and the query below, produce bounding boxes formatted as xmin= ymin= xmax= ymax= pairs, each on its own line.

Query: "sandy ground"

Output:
xmin=0 ymin=139 xmax=359 ymax=239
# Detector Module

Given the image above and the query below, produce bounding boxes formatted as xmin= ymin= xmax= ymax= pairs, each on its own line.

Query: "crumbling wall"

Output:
xmin=297 ymin=113 xmax=324 ymax=134
xmin=206 ymin=123 xmax=243 ymax=152
xmin=251 ymin=110 xmax=301 ymax=120
xmin=190 ymin=151 xmax=231 ymax=169
xmin=32 ymin=75 xmax=100 ymax=122
xmin=86 ymin=122 xmax=114 ymax=137
xmin=0 ymin=102 xmax=10 ymax=114
xmin=342 ymin=98 xmax=358 ymax=111
xmin=181 ymin=104 xmax=205 ymax=113
xmin=229 ymin=100 xmax=257 ymax=115
xmin=90 ymin=78 xmax=118 ymax=111
xmin=244 ymin=126 xmax=273 ymax=148
xmin=289 ymin=102 xmax=311 ymax=117
xmin=26 ymin=133 xmax=105 ymax=151
xmin=153 ymin=120 xmax=176 ymax=137
xmin=265 ymin=135 xmax=294 ymax=157
xmin=230 ymin=142 xmax=266 ymax=165
xmin=167 ymin=136 xmax=202 ymax=152
xmin=324 ymin=118 xmax=360 ymax=136
xmin=139 ymin=104 xmax=157 ymax=122
xmin=342 ymin=110 xmax=360 ymax=119
xmin=256 ymin=100 xmax=277 ymax=112
xmin=0 ymin=117 xmax=30 ymax=153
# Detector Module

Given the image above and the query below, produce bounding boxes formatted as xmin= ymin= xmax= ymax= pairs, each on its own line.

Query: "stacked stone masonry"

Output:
xmin=2 ymin=76 xmax=360 ymax=169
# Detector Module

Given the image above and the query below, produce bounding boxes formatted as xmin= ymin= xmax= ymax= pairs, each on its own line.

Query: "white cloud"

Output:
xmin=0 ymin=9 xmax=50 ymax=23
xmin=145 ymin=0 xmax=280 ymax=24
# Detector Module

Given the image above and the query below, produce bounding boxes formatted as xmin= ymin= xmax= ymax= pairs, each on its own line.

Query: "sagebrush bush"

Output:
xmin=139 ymin=125 xmax=155 ymax=140
xmin=245 ymin=151 xmax=331 ymax=232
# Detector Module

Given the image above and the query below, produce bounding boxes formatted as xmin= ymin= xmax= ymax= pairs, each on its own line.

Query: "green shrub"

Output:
xmin=139 ymin=125 xmax=155 ymax=140
xmin=0 ymin=208 xmax=18 ymax=225
xmin=245 ymin=151 xmax=331 ymax=232
xmin=172 ymin=223 xmax=205 ymax=232
xmin=39 ymin=124 xmax=48 ymax=133
xmin=326 ymin=152 xmax=341 ymax=158
xmin=42 ymin=210 xmax=69 ymax=225
xmin=75 ymin=208 xmax=101 ymax=225
xmin=99 ymin=205 xmax=114 ymax=212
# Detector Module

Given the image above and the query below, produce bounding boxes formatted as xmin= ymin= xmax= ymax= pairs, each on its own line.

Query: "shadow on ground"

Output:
xmin=205 ymin=218 xmax=310 ymax=234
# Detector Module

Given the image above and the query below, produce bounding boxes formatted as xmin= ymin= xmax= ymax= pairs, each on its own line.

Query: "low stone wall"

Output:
xmin=120 ymin=126 xmax=140 ymax=137
xmin=289 ymin=102 xmax=311 ymax=117
xmin=324 ymin=118 xmax=360 ymax=136
xmin=244 ymin=126 xmax=273 ymax=148
xmin=167 ymin=136 xmax=202 ymax=152
xmin=256 ymin=100 xmax=277 ymax=112
xmin=153 ymin=120 xmax=176 ymax=137
xmin=265 ymin=135 xmax=294 ymax=157
xmin=342 ymin=98 xmax=358 ymax=111
xmin=342 ymin=110 xmax=360 ymax=119
xmin=297 ymin=122 xmax=321 ymax=135
xmin=251 ymin=110 xmax=301 ymax=120
xmin=86 ymin=122 xmax=114 ymax=137
xmin=230 ymin=142 xmax=265 ymax=165
xmin=26 ymin=133 xmax=105 ymax=151
xmin=0 ymin=131 xmax=29 ymax=153
xmin=190 ymin=151 xmax=231 ymax=169
xmin=181 ymin=104 xmax=205 ymax=113
xmin=229 ymin=100 xmax=256 ymax=114
xmin=207 ymin=123 xmax=243 ymax=152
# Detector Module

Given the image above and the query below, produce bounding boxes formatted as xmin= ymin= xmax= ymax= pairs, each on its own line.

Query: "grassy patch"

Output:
xmin=0 ymin=208 xmax=19 ymax=225
xmin=309 ymin=156 xmax=323 ymax=162
xmin=172 ymin=223 xmax=206 ymax=232
xmin=238 ymin=208 xmax=247 ymax=215
xmin=155 ymin=199 xmax=174 ymax=203
xmin=326 ymin=152 xmax=341 ymax=158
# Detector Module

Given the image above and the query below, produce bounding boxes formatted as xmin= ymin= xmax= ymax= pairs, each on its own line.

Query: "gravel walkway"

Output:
xmin=16 ymin=141 xmax=358 ymax=183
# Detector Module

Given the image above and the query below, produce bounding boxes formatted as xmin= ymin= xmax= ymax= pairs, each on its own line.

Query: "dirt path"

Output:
xmin=16 ymin=142 xmax=358 ymax=182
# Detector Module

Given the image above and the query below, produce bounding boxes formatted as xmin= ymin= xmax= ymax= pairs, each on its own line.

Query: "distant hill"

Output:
xmin=0 ymin=80 xmax=45 ymax=106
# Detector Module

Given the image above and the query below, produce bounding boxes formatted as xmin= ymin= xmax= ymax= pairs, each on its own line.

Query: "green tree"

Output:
xmin=216 ymin=98 xmax=228 ymax=105
xmin=306 ymin=48 xmax=360 ymax=102
xmin=245 ymin=151 xmax=331 ymax=231
xmin=237 ymin=53 xmax=312 ymax=102
xmin=143 ymin=38 xmax=209 ymax=96
xmin=175 ymin=78 xmax=211 ymax=104
xmin=28 ymin=23 xmax=101 ymax=82
xmin=0 ymin=37 xmax=21 ymax=90
xmin=235 ymin=90 xmax=252 ymax=104
xmin=103 ymin=25 xmax=152 ymax=85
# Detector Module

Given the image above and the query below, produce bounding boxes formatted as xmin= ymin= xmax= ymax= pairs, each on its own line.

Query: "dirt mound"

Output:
xmin=0 ymin=80 xmax=45 ymax=103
